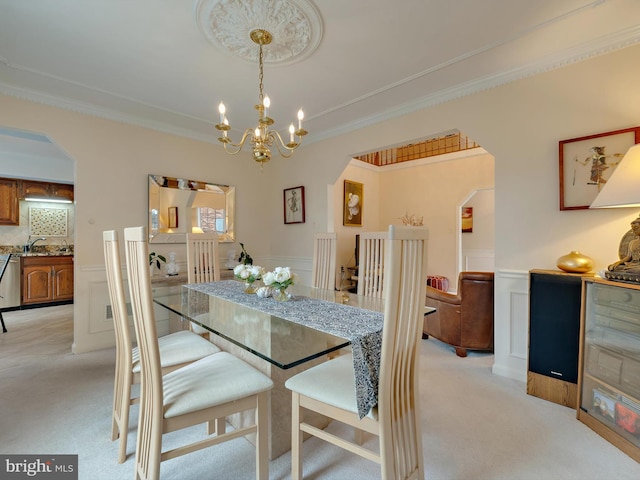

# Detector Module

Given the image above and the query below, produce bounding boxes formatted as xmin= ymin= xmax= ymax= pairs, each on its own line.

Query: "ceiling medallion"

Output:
xmin=195 ymin=0 xmax=323 ymax=65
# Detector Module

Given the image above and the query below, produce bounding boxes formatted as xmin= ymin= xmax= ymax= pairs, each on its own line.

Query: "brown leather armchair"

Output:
xmin=423 ymin=271 xmax=494 ymax=357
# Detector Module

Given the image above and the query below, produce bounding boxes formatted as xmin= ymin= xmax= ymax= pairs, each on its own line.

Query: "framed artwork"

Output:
xmin=283 ymin=186 xmax=305 ymax=224
xmin=559 ymin=126 xmax=640 ymax=210
xmin=343 ymin=180 xmax=363 ymax=227
xmin=168 ymin=206 xmax=178 ymax=228
xmin=462 ymin=207 xmax=473 ymax=233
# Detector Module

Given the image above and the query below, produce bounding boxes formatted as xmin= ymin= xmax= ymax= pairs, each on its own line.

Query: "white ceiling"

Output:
xmin=0 ymin=0 xmax=639 ymax=154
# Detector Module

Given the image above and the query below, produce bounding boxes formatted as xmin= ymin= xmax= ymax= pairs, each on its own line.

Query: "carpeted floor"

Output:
xmin=1 ymin=304 xmax=639 ymax=479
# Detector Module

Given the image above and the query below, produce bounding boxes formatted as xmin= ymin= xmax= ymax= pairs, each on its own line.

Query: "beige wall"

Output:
xmin=265 ymin=44 xmax=640 ymax=380
xmin=1 ymin=44 xmax=640 ymax=379
xmin=330 ymin=152 xmax=495 ymax=285
xmin=0 ymin=95 xmax=273 ymax=352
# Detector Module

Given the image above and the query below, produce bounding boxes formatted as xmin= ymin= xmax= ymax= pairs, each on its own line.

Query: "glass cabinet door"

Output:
xmin=580 ymin=280 xmax=640 ymax=453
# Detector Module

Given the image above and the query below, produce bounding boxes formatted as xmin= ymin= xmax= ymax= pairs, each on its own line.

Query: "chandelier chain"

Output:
xmin=258 ymin=43 xmax=265 ymax=103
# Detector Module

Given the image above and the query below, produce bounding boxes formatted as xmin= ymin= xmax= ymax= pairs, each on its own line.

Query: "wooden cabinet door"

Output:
xmin=22 ymin=265 xmax=53 ymax=304
xmin=20 ymin=180 xmax=74 ymax=202
xmin=52 ymin=183 xmax=74 ymax=202
xmin=0 ymin=178 xmax=19 ymax=225
xmin=20 ymin=180 xmax=50 ymax=198
xmin=53 ymin=263 xmax=74 ymax=300
xmin=21 ymin=256 xmax=74 ymax=305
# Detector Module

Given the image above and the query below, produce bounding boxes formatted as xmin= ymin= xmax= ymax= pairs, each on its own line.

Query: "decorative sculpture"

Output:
xmin=606 ymin=215 xmax=640 ymax=283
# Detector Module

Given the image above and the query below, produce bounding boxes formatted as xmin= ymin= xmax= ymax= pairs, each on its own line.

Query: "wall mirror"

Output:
xmin=148 ymin=174 xmax=235 ymax=244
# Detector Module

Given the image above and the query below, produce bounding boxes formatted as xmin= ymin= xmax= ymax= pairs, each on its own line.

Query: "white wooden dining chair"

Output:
xmin=123 ymin=226 xmax=273 ymax=480
xmin=102 ymin=230 xmax=221 ymax=464
xmin=186 ymin=232 xmax=220 ymax=338
xmin=311 ymin=233 xmax=337 ymax=290
xmin=285 ymin=225 xmax=428 ymax=480
xmin=357 ymin=231 xmax=387 ymax=298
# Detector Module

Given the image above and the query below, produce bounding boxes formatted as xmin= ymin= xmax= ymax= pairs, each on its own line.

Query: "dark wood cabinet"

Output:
xmin=0 ymin=177 xmax=20 ymax=225
xmin=0 ymin=177 xmax=74 ymax=228
xmin=21 ymin=255 xmax=74 ymax=305
xmin=20 ymin=180 xmax=74 ymax=202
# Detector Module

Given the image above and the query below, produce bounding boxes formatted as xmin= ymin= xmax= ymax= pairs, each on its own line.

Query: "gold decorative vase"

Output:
xmin=556 ymin=251 xmax=594 ymax=273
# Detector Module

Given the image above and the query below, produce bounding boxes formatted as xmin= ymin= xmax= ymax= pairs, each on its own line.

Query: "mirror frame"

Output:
xmin=148 ymin=174 xmax=235 ymax=244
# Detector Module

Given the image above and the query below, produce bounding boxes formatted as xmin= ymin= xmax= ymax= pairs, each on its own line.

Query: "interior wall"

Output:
xmin=461 ymin=189 xmax=495 ymax=251
xmin=460 ymin=188 xmax=495 ymax=274
xmin=329 ymin=151 xmax=494 ymax=286
xmin=267 ymin=43 xmax=640 ymax=381
xmin=2 ymin=44 xmax=640 ymax=380
xmin=0 ymin=94 xmax=272 ymax=353
xmin=377 ymin=152 xmax=494 ymax=283
xmin=332 ymin=162 xmax=382 ymax=273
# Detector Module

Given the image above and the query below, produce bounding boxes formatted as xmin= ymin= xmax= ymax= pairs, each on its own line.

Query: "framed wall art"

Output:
xmin=168 ymin=206 xmax=178 ymax=228
xmin=343 ymin=180 xmax=363 ymax=227
xmin=559 ymin=126 xmax=640 ymax=210
xmin=462 ymin=207 xmax=473 ymax=233
xmin=283 ymin=186 xmax=305 ymax=224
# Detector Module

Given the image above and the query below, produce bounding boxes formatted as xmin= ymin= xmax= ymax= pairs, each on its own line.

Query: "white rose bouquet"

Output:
xmin=234 ymin=264 xmax=264 ymax=283
xmin=262 ymin=266 xmax=296 ymax=291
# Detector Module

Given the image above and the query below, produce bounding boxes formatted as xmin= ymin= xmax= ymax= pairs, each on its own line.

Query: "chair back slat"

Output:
xmin=186 ymin=233 xmax=220 ymax=284
xmin=102 ymin=231 xmax=134 ymax=435
xmin=378 ymin=225 xmax=428 ymax=480
xmin=311 ymin=233 xmax=336 ymax=290
xmin=357 ymin=232 xmax=387 ymax=298
xmin=123 ymin=226 xmax=164 ymax=480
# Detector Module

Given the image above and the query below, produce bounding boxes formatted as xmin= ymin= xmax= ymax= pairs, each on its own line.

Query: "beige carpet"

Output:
xmin=1 ymin=304 xmax=639 ymax=479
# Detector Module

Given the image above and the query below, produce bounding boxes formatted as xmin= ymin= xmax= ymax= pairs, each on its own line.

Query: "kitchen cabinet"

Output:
xmin=577 ymin=277 xmax=640 ymax=462
xmin=21 ymin=255 xmax=74 ymax=305
xmin=0 ymin=177 xmax=19 ymax=225
xmin=20 ymin=180 xmax=74 ymax=202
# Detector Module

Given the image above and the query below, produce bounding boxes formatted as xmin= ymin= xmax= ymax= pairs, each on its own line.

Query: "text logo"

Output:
xmin=0 ymin=455 xmax=77 ymax=480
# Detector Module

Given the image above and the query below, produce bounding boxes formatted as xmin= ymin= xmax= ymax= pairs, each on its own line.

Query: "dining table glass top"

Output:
xmin=153 ymin=281 xmax=385 ymax=370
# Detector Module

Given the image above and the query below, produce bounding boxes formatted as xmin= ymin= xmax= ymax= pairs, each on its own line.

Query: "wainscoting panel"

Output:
xmin=493 ymin=269 xmax=529 ymax=382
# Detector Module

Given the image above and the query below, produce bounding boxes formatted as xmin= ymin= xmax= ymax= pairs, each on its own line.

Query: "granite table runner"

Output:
xmin=185 ymin=280 xmax=383 ymax=418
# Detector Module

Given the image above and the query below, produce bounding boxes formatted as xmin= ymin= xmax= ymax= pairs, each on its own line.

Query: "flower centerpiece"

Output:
xmin=234 ymin=264 xmax=264 ymax=294
xmin=262 ymin=266 xmax=296 ymax=302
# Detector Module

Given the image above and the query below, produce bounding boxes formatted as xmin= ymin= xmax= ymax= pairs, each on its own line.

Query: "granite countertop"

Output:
xmin=0 ymin=245 xmax=74 ymax=256
xmin=15 ymin=252 xmax=74 ymax=257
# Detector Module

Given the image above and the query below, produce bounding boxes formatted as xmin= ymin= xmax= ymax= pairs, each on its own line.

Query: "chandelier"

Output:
xmin=215 ymin=29 xmax=307 ymax=166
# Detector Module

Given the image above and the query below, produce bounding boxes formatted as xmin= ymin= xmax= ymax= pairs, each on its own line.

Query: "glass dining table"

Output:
xmin=152 ymin=279 xmax=434 ymax=459
xmin=153 ymin=281 xmax=385 ymax=370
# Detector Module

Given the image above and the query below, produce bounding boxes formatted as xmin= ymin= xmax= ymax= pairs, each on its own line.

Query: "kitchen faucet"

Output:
xmin=24 ymin=237 xmax=47 ymax=253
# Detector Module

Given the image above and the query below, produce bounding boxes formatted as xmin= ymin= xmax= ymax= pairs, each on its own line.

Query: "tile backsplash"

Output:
xmin=0 ymin=200 xmax=75 ymax=247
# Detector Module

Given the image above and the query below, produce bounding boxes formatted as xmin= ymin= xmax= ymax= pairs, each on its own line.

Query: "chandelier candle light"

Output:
xmin=215 ymin=29 xmax=307 ymax=167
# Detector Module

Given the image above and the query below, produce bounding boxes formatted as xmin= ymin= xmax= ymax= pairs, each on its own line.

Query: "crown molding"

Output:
xmin=0 ymin=82 xmax=218 ymax=145
xmin=1 ymin=25 xmax=639 ymax=147
xmin=310 ymin=24 xmax=640 ymax=144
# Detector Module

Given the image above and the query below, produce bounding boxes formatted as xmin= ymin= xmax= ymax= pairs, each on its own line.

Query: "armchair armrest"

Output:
xmin=425 ymin=285 xmax=461 ymax=305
